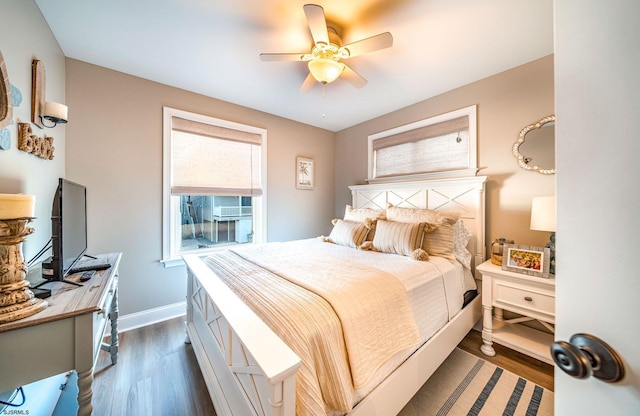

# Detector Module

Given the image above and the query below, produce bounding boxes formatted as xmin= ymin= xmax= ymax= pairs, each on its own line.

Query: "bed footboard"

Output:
xmin=184 ymin=254 xmax=301 ymax=416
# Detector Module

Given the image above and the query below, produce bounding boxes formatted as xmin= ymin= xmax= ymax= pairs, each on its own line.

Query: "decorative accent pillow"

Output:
xmin=344 ymin=205 xmax=386 ymax=241
xmin=386 ymin=205 xmax=460 ymax=262
xmin=371 ymin=220 xmax=426 ymax=258
xmin=326 ymin=219 xmax=370 ymax=248
xmin=453 ymin=218 xmax=473 ymax=268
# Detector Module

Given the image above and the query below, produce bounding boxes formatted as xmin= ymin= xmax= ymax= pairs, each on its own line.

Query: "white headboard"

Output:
xmin=349 ymin=176 xmax=487 ymax=276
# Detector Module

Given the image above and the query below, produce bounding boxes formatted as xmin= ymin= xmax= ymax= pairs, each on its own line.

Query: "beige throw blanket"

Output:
xmin=205 ymin=250 xmax=354 ymax=416
xmin=233 ymin=240 xmax=421 ymax=390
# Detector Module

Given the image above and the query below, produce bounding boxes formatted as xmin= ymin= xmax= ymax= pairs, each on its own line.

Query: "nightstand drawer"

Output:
xmin=493 ymin=281 xmax=555 ymax=322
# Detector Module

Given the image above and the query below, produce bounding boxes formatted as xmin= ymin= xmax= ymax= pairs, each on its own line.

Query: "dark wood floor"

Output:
xmin=93 ymin=317 xmax=215 ymax=416
xmin=458 ymin=328 xmax=554 ymax=391
xmin=93 ymin=317 xmax=553 ymax=415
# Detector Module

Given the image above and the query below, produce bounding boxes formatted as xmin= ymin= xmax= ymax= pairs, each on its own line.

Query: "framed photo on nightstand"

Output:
xmin=502 ymin=244 xmax=551 ymax=278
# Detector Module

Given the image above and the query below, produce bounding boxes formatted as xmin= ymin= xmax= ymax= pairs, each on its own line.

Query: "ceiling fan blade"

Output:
xmin=260 ymin=53 xmax=306 ymax=62
xmin=341 ymin=64 xmax=368 ymax=89
xmin=303 ymin=4 xmax=329 ymax=46
xmin=299 ymin=73 xmax=317 ymax=92
xmin=341 ymin=32 xmax=393 ymax=58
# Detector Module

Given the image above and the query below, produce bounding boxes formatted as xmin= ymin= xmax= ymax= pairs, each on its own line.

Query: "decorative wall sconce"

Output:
xmin=41 ymin=101 xmax=68 ymax=127
xmin=32 ymin=59 xmax=68 ymax=129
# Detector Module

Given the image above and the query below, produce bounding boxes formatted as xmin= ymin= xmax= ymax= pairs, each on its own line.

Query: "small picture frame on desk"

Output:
xmin=502 ymin=244 xmax=551 ymax=278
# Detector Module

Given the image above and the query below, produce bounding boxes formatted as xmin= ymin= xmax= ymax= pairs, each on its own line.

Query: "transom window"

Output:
xmin=368 ymin=105 xmax=477 ymax=181
xmin=162 ymin=107 xmax=267 ymax=265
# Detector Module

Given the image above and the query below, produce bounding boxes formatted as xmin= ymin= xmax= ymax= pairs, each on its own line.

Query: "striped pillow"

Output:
xmin=372 ymin=220 xmax=425 ymax=257
xmin=327 ymin=219 xmax=370 ymax=248
xmin=386 ymin=205 xmax=460 ymax=261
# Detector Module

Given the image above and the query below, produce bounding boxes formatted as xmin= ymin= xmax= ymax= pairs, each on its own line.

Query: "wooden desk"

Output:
xmin=0 ymin=252 xmax=121 ymax=416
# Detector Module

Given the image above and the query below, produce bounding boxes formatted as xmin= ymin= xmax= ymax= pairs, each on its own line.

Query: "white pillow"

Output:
xmin=453 ymin=219 xmax=473 ymax=268
xmin=344 ymin=205 xmax=386 ymax=241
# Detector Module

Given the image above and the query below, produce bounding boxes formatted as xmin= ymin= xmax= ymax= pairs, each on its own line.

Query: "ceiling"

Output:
xmin=34 ymin=0 xmax=554 ymax=132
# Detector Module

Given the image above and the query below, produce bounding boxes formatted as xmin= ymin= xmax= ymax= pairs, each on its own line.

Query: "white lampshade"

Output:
xmin=308 ymin=59 xmax=344 ymax=84
xmin=43 ymin=101 xmax=68 ymax=124
xmin=530 ymin=196 xmax=556 ymax=232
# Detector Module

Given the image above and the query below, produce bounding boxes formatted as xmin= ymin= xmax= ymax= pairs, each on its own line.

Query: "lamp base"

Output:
xmin=547 ymin=232 xmax=556 ymax=275
xmin=0 ymin=296 xmax=48 ymax=324
xmin=0 ymin=218 xmax=48 ymax=324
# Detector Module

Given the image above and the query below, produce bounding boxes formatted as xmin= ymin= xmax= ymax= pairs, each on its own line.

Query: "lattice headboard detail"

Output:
xmin=349 ymin=176 xmax=487 ymax=275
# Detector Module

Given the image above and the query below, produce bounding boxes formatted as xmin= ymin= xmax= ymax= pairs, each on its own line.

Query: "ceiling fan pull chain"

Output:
xmin=322 ymin=84 xmax=326 ymax=119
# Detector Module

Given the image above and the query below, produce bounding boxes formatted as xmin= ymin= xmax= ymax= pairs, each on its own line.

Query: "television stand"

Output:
xmin=1 ymin=252 xmax=121 ymax=416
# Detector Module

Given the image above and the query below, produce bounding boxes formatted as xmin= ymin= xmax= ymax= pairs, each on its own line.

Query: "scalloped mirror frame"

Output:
xmin=513 ymin=115 xmax=556 ymax=175
xmin=0 ymin=50 xmax=13 ymax=130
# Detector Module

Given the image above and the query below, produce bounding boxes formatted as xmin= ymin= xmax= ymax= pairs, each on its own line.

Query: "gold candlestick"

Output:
xmin=0 ymin=218 xmax=48 ymax=324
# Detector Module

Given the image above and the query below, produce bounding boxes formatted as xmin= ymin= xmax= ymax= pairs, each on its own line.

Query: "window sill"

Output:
xmin=160 ymin=257 xmax=186 ymax=268
xmin=161 ymin=243 xmax=249 ymax=268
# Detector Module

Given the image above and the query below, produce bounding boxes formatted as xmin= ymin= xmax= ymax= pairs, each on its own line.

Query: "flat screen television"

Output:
xmin=41 ymin=178 xmax=88 ymax=285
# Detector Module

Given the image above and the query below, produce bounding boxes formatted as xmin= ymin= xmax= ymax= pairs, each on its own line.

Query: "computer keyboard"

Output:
xmin=69 ymin=261 xmax=112 ymax=274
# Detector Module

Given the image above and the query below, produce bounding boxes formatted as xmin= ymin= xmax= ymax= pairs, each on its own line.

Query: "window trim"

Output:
xmin=367 ymin=105 xmax=477 ymax=182
xmin=161 ymin=106 xmax=267 ymax=266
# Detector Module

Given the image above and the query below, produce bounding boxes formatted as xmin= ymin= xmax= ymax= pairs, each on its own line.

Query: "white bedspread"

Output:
xmin=222 ymin=238 xmax=471 ymax=414
xmin=233 ymin=239 xmax=421 ymax=389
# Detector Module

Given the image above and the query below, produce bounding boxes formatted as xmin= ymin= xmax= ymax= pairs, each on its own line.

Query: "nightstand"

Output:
xmin=476 ymin=259 xmax=555 ymax=364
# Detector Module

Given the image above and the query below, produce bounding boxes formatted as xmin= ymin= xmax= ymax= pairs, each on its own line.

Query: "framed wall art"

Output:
xmin=501 ymin=244 xmax=551 ymax=278
xmin=296 ymin=156 xmax=314 ymax=190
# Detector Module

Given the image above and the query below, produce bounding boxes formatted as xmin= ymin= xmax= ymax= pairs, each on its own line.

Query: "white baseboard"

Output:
xmin=116 ymin=301 xmax=186 ymax=333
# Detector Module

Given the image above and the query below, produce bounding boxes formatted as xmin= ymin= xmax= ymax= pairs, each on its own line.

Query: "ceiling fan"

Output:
xmin=260 ymin=4 xmax=393 ymax=92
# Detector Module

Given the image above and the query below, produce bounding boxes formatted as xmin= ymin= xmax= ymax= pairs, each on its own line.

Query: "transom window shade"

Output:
xmin=373 ymin=115 xmax=470 ymax=178
xmin=375 ymin=131 xmax=470 ymax=177
xmin=171 ymin=117 xmax=262 ymax=196
xmin=372 ymin=116 xmax=468 ymax=150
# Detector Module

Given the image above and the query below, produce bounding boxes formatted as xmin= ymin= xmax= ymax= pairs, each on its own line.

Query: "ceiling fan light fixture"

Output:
xmin=308 ymin=58 xmax=344 ymax=84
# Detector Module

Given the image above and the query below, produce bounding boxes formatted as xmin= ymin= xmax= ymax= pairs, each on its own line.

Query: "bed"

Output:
xmin=184 ymin=176 xmax=487 ymax=416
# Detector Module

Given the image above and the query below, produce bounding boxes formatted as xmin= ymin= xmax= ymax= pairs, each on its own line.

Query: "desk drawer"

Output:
xmin=493 ymin=280 xmax=555 ymax=322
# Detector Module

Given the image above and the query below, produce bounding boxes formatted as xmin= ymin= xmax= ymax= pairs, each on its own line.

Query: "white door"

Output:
xmin=555 ymin=1 xmax=640 ymax=414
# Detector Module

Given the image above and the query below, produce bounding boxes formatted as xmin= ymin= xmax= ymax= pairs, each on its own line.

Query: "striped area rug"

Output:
xmin=398 ymin=348 xmax=553 ymax=416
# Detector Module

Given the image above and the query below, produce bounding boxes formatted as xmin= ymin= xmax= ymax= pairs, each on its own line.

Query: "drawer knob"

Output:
xmin=524 ymin=296 xmax=533 ymax=302
xmin=551 ymin=333 xmax=624 ymax=382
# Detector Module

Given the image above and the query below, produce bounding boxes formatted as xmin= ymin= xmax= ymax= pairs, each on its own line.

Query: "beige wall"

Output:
xmin=0 ymin=0 xmax=66 ymax=263
xmin=335 ymin=55 xmax=556 ymax=256
xmin=3 ymin=0 xmax=553 ymax=318
xmin=65 ymin=59 xmax=335 ymax=315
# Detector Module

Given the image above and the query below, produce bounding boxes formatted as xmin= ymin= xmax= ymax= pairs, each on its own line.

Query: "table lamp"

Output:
xmin=530 ymin=196 xmax=556 ymax=275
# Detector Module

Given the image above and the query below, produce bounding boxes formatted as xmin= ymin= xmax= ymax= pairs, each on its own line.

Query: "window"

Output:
xmin=368 ymin=105 xmax=477 ymax=181
xmin=162 ymin=107 xmax=266 ymax=265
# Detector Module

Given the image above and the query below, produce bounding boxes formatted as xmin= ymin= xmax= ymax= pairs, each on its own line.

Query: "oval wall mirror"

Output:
xmin=513 ymin=115 xmax=555 ymax=175
xmin=0 ymin=50 xmax=12 ymax=130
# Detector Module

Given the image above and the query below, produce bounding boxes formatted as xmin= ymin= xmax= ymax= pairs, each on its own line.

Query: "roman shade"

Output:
xmin=373 ymin=115 xmax=470 ymax=178
xmin=170 ymin=116 xmax=262 ymax=196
